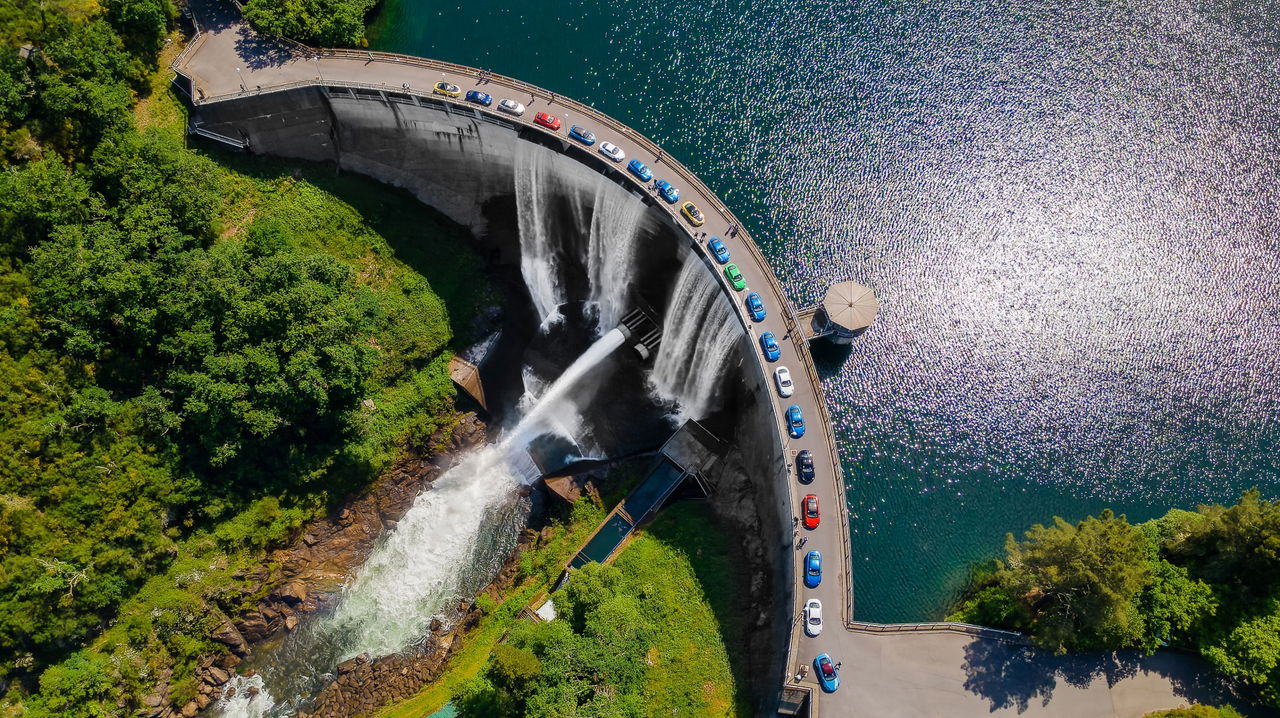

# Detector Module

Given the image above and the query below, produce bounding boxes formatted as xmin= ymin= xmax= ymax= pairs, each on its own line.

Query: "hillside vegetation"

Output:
xmin=0 ymin=1 xmax=487 ymax=713
xmin=949 ymin=491 xmax=1280 ymax=708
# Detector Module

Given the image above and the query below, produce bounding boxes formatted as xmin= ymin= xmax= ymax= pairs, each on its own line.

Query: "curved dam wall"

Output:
xmin=192 ymin=86 xmax=794 ymax=698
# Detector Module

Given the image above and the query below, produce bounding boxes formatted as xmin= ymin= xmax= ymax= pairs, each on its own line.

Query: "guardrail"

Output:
xmin=849 ymin=620 xmax=1029 ymax=643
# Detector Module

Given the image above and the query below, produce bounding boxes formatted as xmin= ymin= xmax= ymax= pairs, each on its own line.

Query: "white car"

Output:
xmin=775 ymin=366 xmax=794 ymax=398
xmin=598 ymin=141 xmax=625 ymax=162
xmin=804 ymin=598 xmax=823 ymax=637
xmin=497 ymin=98 xmax=525 ymax=116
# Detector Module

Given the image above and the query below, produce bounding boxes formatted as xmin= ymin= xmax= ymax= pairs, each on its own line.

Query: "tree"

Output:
xmin=1201 ymin=601 xmax=1280 ymax=706
xmin=999 ymin=510 xmax=1153 ymax=654
xmin=1168 ymin=490 xmax=1280 ymax=598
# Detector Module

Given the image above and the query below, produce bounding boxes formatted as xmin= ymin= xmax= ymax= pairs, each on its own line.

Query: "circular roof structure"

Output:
xmin=823 ymin=281 xmax=880 ymax=332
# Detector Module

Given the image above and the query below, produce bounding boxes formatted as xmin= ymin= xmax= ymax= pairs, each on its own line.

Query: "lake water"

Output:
xmin=368 ymin=0 xmax=1280 ymax=621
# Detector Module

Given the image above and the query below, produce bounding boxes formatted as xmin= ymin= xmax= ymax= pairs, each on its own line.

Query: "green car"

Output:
xmin=724 ymin=263 xmax=746 ymax=291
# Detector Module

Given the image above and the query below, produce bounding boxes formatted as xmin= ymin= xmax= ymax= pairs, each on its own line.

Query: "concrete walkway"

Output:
xmin=170 ymin=4 xmax=1257 ymax=715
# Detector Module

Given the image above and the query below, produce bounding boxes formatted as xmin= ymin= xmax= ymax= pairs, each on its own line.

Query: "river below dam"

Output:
xmin=369 ymin=0 xmax=1280 ymax=620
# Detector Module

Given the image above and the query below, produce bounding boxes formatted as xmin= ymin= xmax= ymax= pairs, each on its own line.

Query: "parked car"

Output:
xmin=804 ymin=550 xmax=822 ymax=588
xmin=775 ymin=366 xmax=794 ymax=397
xmin=724 ymin=263 xmax=746 ymax=291
xmin=464 ymin=89 xmax=492 ymax=106
xmin=620 ymin=159 xmax=650 ymax=182
xmin=803 ymin=494 xmax=820 ymax=529
xmin=804 ymin=599 xmax=823 ymax=637
xmin=787 ymin=405 xmax=806 ymax=438
xmin=797 ymin=449 xmax=815 ymax=484
xmin=746 ymin=291 xmax=766 ymax=321
xmin=534 ymin=112 xmax=561 ymax=131
xmin=814 ymin=653 xmax=839 ymax=692
xmin=498 ymin=98 xmax=526 ymax=116
xmin=598 ymin=141 xmax=625 ymax=162
xmin=760 ymin=331 xmax=781 ymax=362
xmin=654 ymin=179 xmax=680 ymax=203
xmin=681 ymin=201 xmax=705 ymax=227
xmin=569 ymin=125 xmax=597 ymax=145
xmin=708 ymin=237 xmax=730 ymax=264
xmin=433 ymin=81 xmax=461 ymax=98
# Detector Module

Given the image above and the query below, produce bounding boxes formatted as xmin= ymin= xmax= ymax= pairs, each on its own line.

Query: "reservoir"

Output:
xmin=370 ymin=0 xmax=1280 ymax=621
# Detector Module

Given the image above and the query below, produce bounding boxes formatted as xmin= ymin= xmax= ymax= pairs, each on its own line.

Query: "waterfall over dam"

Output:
xmin=651 ymin=258 xmax=741 ymax=422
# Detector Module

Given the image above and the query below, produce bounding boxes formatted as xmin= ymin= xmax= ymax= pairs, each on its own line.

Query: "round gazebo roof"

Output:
xmin=823 ymin=281 xmax=879 ymax=332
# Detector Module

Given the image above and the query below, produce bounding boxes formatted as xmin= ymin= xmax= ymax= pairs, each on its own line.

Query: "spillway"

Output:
xmin=650 ymin=257 xmax=741 ymax=422
xmin=514 ymin=142 xmax=567 ymax=328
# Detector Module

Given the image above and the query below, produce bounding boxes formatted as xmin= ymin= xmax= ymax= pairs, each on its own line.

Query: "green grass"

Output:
xmin=618 ymin=502 xmax=751 ymax=717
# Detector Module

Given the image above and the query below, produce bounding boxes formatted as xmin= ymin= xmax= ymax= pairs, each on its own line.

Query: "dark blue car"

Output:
xmin=814 ymin=653 xmax=840 ymax=692
xmin=760 ymin=331 xmax=781 ymax=362
xmin=797 ymin=449 xmax=815 ymax=484
xmin=627 ymin=159 xmax=653 ymax=182
xmin=568 ymin=125 xmax=596 ymax=145
xmin=708 ymin=237 xmax=730 ymax=264
xmin=654 ymin=179 xmax=680 ymax=203
xmin=745 ymin=292 xmax=766 ymax=322
xmin=805 ymin=550 xmax=822 ymax=588
xmin=787 ymin=405 xmax=806 ymax=438
xmin=465 ymin=90 xmax=492 ymax=106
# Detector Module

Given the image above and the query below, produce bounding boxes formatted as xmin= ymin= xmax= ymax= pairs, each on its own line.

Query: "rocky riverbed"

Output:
xmin=143 ymin=413 xmax=489 ymax=718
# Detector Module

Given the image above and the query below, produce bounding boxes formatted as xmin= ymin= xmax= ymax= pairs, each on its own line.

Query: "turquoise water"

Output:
xmin=369 ymin=0 xmax=1280 ymax=621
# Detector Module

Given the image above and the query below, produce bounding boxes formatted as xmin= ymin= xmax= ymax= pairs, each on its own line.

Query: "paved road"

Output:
xmin=173 ymin=5 xmax=1252 ymax=715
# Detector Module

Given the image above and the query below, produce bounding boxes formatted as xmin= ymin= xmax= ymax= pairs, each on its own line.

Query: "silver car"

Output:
xmin=775 ymin=366 xmax=794 ymax=398
xmin=804 ymin=598 xmax=823 ymax=637
xmin=498 ymin=98 xmax=525 ymax=116
xmin=598 ymin=141 xmax=625 ymax=162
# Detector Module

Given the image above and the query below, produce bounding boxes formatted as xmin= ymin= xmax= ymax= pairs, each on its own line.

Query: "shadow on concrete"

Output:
xmin=961 ymin=638 xmax=1274 ymax=716
xmin=234 ymin=26 xmax=297 ymax=70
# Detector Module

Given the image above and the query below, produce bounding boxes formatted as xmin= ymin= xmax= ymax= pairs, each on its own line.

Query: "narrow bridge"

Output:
xmin=172 ymin=4 xmax=1243 ymax=715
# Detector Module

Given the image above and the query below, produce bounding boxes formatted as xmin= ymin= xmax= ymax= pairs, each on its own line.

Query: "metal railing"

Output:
xmin=848 ymin=620 xmax=1028 ymax=642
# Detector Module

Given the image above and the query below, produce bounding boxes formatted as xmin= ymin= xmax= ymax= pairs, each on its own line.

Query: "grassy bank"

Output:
xmin=385 ymin=500 xmax=751 ymax=718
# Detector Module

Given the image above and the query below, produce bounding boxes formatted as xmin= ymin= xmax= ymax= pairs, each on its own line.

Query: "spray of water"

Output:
xmin=213 ymin=329 xmax=627 ymax=718
xmin=651 ymin=258 xmax=740 ymax=421
xmin=582 ymin=183 xmax=645 ymax=335
xmin=514 ymin=144 xmax=566 ymax=328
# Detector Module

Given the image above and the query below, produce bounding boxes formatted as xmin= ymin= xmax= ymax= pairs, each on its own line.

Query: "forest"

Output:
xmin=949 ymin=490 xmax=1280 ymax=709
xmin=0 ymin=0 xmax=480 ymax=712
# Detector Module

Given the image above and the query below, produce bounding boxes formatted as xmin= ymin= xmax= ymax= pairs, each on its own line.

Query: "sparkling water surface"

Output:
xmin=370 ymin=0 xmax=1280 ymax=620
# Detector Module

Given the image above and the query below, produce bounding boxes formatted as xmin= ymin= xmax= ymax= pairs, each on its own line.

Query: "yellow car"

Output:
xmin=680 ymin=201 xmax=705 ymax=227
xmin=433 ymin=81 xmax=462 ymax=98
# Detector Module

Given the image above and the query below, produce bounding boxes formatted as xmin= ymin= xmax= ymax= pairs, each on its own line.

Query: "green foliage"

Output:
xmin=242 ymin=0 xmax=378 ymax=46
xmin=455 ymin=503 xmax=747 ymax=718
xmin=1144 ymin=704 xmax=1244 ymax=717
xmin=954 ymin=491 xmax=1280 ymax=709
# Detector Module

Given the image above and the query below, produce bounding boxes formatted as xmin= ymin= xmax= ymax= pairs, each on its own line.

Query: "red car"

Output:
xmin=534 ymin=112 xmax=561 ymax=131
xmin=803 ymin=494 xmax=820 ymax=529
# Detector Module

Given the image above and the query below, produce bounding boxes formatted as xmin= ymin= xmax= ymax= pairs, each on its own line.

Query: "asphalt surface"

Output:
xmin=173 ymin=6 xmax=1251 ymax=715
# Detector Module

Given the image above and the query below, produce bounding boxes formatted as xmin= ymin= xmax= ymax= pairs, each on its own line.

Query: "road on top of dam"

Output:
xmin=172 ymin=3 xmax=1253 ymax=715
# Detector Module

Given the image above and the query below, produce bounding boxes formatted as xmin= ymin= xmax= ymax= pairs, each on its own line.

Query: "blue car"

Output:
xmin=464 ymin=90 xmax=492 ymax=106
xmin=627 ymin=159 xmax=653 ymax=182
xmin=708 ymin=237 xmax=730 ymax=264
xmin=814 ymin=653 xmax=839 ymax=692
xmin=745 ymin=292 xmax=766 ymax=322
xmin=654 ymin=179 xmax=680 ymax=203
xmin=787 ymin=405 xmax=806 ymax=438
xmin=805 ymin=550 xmax=822 ymax=588
xmin=568 ymin=125 xmax=596 ymax=145
xmin=760 ymin=331 xmax=781 ymax=362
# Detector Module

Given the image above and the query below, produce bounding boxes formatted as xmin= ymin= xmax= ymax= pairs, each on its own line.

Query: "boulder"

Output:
xmin=206 ymin=665 xmax=230 ymax=684
xmin=272 ymin=580 xmax=308 ymax=606
xmin=210 ymin=620 xmax=249 ymax=656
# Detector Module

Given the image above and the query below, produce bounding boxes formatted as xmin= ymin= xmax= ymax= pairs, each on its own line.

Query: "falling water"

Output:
xmin=212 ymin=330 xmax=627 ymax=718
xmin=650 ymin=258 xmax=740 ymax=422
xmin=513 ymin=144 xmax=566 ymax=327
xmin=581 ymin=182 xmax=645 ymax=335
